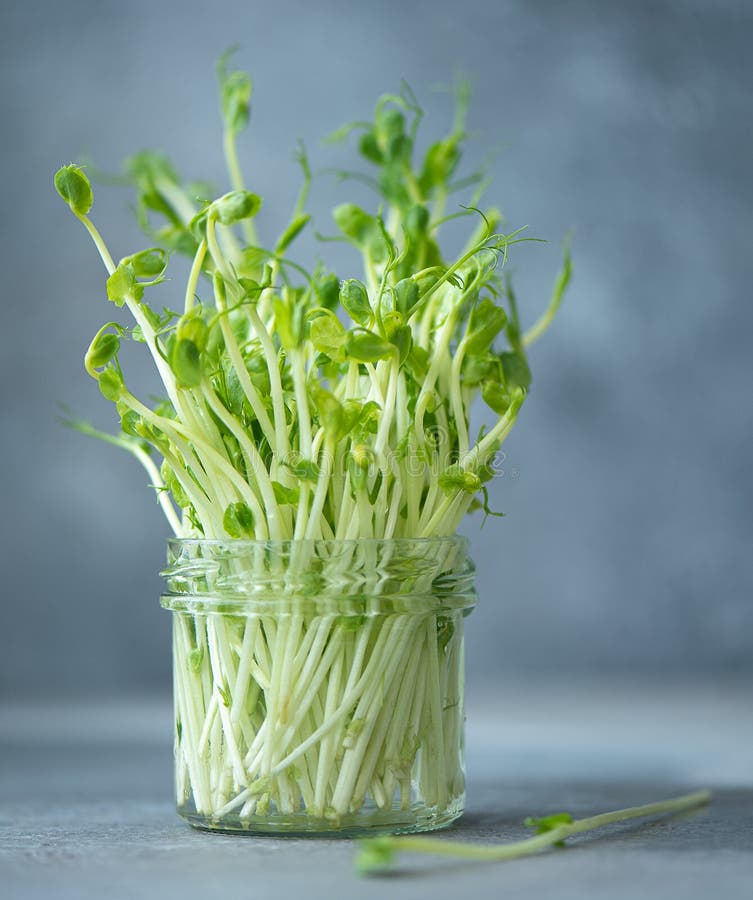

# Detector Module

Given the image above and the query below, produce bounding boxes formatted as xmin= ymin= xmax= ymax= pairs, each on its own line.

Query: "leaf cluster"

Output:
xmin=55 ymin=58 xmax=570 ymax=542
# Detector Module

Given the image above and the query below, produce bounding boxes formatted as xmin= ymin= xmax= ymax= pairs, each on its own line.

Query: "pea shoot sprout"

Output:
xmin=356 ymin=790 xmax=712 ymax=874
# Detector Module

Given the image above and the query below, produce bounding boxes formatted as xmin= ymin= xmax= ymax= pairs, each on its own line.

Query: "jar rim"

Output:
xmin=160 ymin=534 xmax=476 ymax=615
xmin=166 ymin=535 xmax=469 ymax=549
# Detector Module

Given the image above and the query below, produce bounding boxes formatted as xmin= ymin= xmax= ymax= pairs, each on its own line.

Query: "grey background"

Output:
xmin=1 ymin=0 xmax=751 ymax=699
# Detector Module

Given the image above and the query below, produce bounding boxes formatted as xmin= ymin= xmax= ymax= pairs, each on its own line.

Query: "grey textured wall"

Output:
xmin=1 ymin=0 xmax=751 ymax=699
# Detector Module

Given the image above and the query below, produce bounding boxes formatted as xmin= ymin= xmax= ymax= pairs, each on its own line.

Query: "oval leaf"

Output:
xmin=344 ymin=330 xmax=394 ymax=363
xmin=223 ymin=501 xmax=255 ymax=538
xmin=54 ymin=165 xmax=93 ymax=216
xmin=171 ymin=338 xmax=203 ymax=387
xmin=339 ymin=279 xmax=372 ymax=326
xmin=212 ymin=190 xmax=262 ymax=226
xmin=86 ymin=332 xmax=121 ymax=369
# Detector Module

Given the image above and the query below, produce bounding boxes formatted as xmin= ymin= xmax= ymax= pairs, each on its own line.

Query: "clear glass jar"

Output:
xmin=161 ymin=537 xmax=476 ymax=836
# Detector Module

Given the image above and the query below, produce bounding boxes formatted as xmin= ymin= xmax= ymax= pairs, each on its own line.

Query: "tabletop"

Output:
xmin=1 ymin=680 xmax=751 ymax=899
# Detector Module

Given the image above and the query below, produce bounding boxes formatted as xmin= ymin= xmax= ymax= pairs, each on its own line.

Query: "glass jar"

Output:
xmin=161 ymin=537 xmax=476 ymax=836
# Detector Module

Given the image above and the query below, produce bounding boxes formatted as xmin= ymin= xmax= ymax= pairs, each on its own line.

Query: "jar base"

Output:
xmin=178 ymin=795 xmax=465 ymax=837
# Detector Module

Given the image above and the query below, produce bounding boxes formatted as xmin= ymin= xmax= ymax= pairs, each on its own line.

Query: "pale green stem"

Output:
xmin=414 ymin=306 xmax=458 ymax=448
xmin=119 ymin=391 xmax=269 ymax=537
xmin=223 ymin=127 xmax=258 ymax=247
xmin=523 ymin=244 xmax=571 ymax=347
xmin=460 ymin=390 xmax=524 ymax=469
xmin=205 ymin=220 xmax=276 ymax=447
xmin=201 ymin=381 xmax=284 ymax=539
xmin=374 ymin=355 xmax=399 ymax=457
xmin=304 ymin=434 xmax=333 ymax=540
xmin=247 ymin=302 xmax=290 ymax=468
xmin=184 ymin=240 xmax=207 ymax=312
xmin=291 ymin=349 xmax=312 ymax=458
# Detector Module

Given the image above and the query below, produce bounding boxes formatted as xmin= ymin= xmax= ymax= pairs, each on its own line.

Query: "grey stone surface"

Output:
xmin=1 ymin=685 xmax=751 ymax=899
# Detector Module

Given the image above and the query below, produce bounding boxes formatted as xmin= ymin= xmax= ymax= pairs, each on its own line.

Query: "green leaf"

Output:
xmin=524 ymin=812 xmax=573 ymax=845
xmin=125 ymin=247 xmax=168 ymax=279
xmin=212 ymin=190 xmax=262 ymax=225
xmin=223 ymin=433 xmax=243 ymax=471
xmin=341 ymin=399 xmax=364 ymax=434
xmin=161 ymin=460 xmax=190 ymax=509
xmin=551 ymin=242 xmax=572 ymax=313
xmin=283 ymin=458 xmax=320 ymax=481
xmin=404 ymin=204 xmax=430 ymax=238
xmin=406 ymin=345 xmax=429 ymax=381
xmin=54 ymin=165 xmax=93 ymax=215
xmin=311 ymin=383 xmax=344 ymax=437
xmin=481 ymin=380 xmax=511 ymax=415
xmin=98 ymin=366 xmax=123 ymax=401
xmin=355 ymin=837 xmax=395 ymax=875
xmin=188 ymin=206 xmax=210 ymax=241
xmin=126 ymin=150 xmax=180 ymax=189
xmin=118 ymin=404 xmax=142 ymax=438
xmin=500 ymin=351 xmax=532 ymax=391
xmin=524 ymin=812 xmax=573 ymax=832
xmin=344 ymin=329 xmax=394 ymax=363
xmin=217 ymin=49 xmax=252 ymax=135
xmin=378 ymin=165 xmax=411 ymax=209
xmin=339 ymin=279 xmax=372 ymax=326
xmin=358 ymin=130 xmax=383 ymax=164
xmin=106 ymin=264 xmax=142 ymax=307
xmin=309 ymin=311 xmax=346 ymax=356
xmin=438 ymin=463 xmax=481 ymax=495
xmin=332 ymin=204 xmax=388 ymax=261
xmin=333 ymin=203 xmax=373 ymax=244
xmin=504 ymin=273 xmax=522 ymax=349
xmin=86 ymin=331 xmax=120 ymax=369
xmin=223 ymin=501 xmax=255 ymax=538
xmin=462 ymin=352 xmax=498 ymax=387
xmin=418 ymin=135 xmax=461 ymax=195
xmin=376 ymin=107 xmax=405 ymax=145
xmin=170 ymin=338 xmax=203 ymax=387
xmin=154 ymin=225 xmax=199 ymax=257
xmin=386 ymin=133 xmax=411 ymax=165
xmin=187 ymin=645 xmax=204 ymax=673
xmin=391 ymin=324 xmax=412 ymax=365
xmin=466 ymin=298 xmax=507 ymax=354
xmin=315 ymin=273 xmax=341 ymax=310
xmin=394 ymin=278 xmax=419 ymax=316
xmin=275 ymin=213 xmax=311 ymax=254
xmin=353 ymin=401 xmax=380 ymax=437
xmin=272 ymin=481 xmax=300 ymax=505
xmin=176 ymin=314 xmax=209 ymax=351
xmin=236 ymin=277 xmax=262 ymax=301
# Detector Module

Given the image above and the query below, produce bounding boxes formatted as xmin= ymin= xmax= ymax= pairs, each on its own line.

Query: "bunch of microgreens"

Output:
xmin=55 ymin=54 xmax=575 ymax=832
xmin=54 ymin=57 xmax=713 ymax=851
xmin=55 ymin=53 xmax=571 ymax=543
